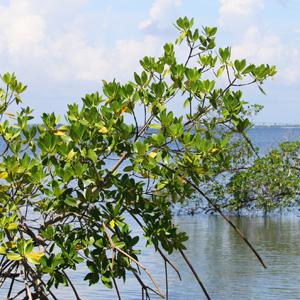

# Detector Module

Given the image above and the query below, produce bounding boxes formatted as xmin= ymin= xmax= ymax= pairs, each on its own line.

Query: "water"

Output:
xmin=1 ymin=126 xmax=300 ymax=299
xmin=249 ymin=126 xmax=300 ymax=154
xmin=24 ymin=215 xmax=300 ymax=300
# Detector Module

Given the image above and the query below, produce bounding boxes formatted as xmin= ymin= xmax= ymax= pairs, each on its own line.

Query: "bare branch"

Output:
xmin=103 ymin=224 xmax=165 ymax=298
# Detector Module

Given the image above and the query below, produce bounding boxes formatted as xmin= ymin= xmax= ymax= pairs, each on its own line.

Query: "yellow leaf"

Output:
xmin=0 ymin=172 xmax=8 ymax=179
xmin=6 ymin=223 xmax=18 ymax=231
xmin=121 ymin=106 xmax=127 ymax=114
xmin=185 ymin=155 xmax=192 ymax=163
xmin=148 ymin=151 xmax=158 ymax=159
xmin=210 ymin=148 xmax=220 ymax=154
xmin=25 ymin=251 xmax=44 ymax=264
xmin=163 ymin=67 xmax=171 ymax=78
xmin=99 ymin=127 xmax=108 ymax=134
xmin=58 ymin=125 xmax=69 ymax=131
xmin=178 ymin=176 xmax=186 ymax=184
xmin=54 ymin=130 xmax=66 ymax=136
xmin=67 ymin=149 xmax=76 ymax=161
xmin=109 ymin=220 xmax=115 ymax=229
xmin=75 ymin=244 xmax=84 ymax=251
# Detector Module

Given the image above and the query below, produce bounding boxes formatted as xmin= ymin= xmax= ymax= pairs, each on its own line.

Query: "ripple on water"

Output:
xmin=1 ymin=215 xmax=299 ymax=300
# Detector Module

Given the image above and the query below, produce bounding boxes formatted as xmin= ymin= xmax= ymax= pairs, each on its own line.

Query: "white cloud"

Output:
xmin=114 ymin=36 xmax=162 ymax=76
xmin=232 ymin=26 xmax=300 ymax=84
xmin=219 ymin=0 xmax=265 ymax=27
xmin=47 ymin=33 xmax=162 ymax=82
xmin=0 ymin=0 xmax=46 ymax=59
xmin=139 ymin=0 xmax=181 ymax=32
xmin=281 ymin=50 xmax=300 ymax=84
xmin=218 ymin=0 xmax=300 ymax=85
xmin=0 ymin=0 xmax=164 ymax=83
xmin=232 ymin=26 xmax=283 ymax=64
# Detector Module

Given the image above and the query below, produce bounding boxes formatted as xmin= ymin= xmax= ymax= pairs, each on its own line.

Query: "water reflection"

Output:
xmin=169 ymin=215 xmax=300 ymax=300
xmin=1 ymin=215 xmax=299 ymax=299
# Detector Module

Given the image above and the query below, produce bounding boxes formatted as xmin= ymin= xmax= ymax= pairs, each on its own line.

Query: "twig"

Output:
xmin=133 ymin=272 xmax=161 ymax=299
xmin=103 ymin=224 xmax=165 ymax=298
xmin=157 ymin=248 xmax=182 ymax=281
xmin=22 ymin=267 xmax=33 ymax=300
xmin=164 ymin=260 xmax=168 ymax=300
xmin=7 ymin=273 xmax=16 ymax=299
xmin=129 ymin=210 xmax=182 ymax=281
xmin=1 ymin=264 xmax=20 ymax=289
xmin=9 ymin=285 xmax=32 ymax=300
xmin=179 ymin=249 xmax=211 ymax=300
xmin=142 ymin=287 xmax=145 ymax=300
xmin=112 ymin=276 xmax=121 ymax=300
xmin=62 ymin=270 xmax=82 ymax=300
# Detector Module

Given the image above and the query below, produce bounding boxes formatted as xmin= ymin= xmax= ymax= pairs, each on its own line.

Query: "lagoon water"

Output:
xmin=1 ymin=126 xmax=300 ymax=299
xmin=41 ymin=215 xmax=300 ymax=300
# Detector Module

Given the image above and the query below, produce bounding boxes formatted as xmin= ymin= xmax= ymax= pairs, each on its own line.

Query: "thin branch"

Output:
xmin=157 ymin=161 xmax=267 ymax=269
xmin=112 ymin=276 xmax=121 ymax=300
xmin=179 ymin=249 xmax=211 ymax=300
xmin=157 ymin=248 xmax=181 ymax=281
xmin=9 ymin=285 xmax=32 ymax=300
xmin=22 ymin=267 xmax=33 ymax=300
xmin=164 ymin=260 xmax=168 ymax=300
xmin=242 ymin=131 xmax=260 ymax=159
xmin=7 ymin=273 xmax=16 ymax=299
xmin=128 ymin=210 xmax=182 ymax=282
xmin=62 ymin=270 xmax=82 ymax=300
xmin=103 ymin=224 xmax=164 ymax=298
xmin=133 ymin=272 xmax=162 ymax=299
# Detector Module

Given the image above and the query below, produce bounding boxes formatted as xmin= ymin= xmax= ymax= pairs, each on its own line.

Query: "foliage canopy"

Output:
xmin=0 ymin=17 xmax=276 ymax=299
xmin=206 ymin=141 xmax=300 ymax=214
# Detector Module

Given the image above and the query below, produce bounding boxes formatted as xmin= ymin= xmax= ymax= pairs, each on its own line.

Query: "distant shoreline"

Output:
xmin=253 ymin=124 xmax=300 ymax=128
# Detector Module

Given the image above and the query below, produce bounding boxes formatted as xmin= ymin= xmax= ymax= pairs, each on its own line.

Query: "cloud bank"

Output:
xmin=218 ymin=0 xmax=300 ymax=84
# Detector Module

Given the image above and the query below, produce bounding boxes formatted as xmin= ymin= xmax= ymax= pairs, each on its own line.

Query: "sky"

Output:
xmin=0 ymin=0 xmax=299 ymax=124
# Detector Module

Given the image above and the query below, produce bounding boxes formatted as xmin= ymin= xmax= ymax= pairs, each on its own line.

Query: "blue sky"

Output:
xmin=0 ymin=0 xmax=299 ymax=124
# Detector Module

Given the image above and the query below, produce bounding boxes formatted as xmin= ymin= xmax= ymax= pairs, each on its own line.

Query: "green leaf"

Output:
xmin=88 ymin=149 xmax=98 ymax=163
xmin=149 ymin=123 xmax=161 ymax=129
xmin=216 ymin=66 xmax=225 ymax=78
xmin=204 ymin=26 xmax=217 ymax=36
xmin=219 ymin=47 xmax=231 ymax=63
xmin=85 ymin=273 xmax=99 ymax=285
xmin=65 ymin=197 xmax=77 ymax=207
xmin=2 ymin=73 xmax=11 ymax=84
xmin=101 ymin=275 xmax=112 ymax=289
xmin=7 ymin=253 xmax=22 ymax=261
xmin=134 ymin=72 xmax=141 ymax=85
xmin=0 ymin=246 xmax=6 ymax=255
xmin=87 ymin=261 xmax=97 ymax=273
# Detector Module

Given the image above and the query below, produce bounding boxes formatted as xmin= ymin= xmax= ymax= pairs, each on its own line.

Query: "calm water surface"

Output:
xmin=3 ymin=216 xmax=299 ymax=299
xmin=22 ymin=215 xmax=299 ymax=300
